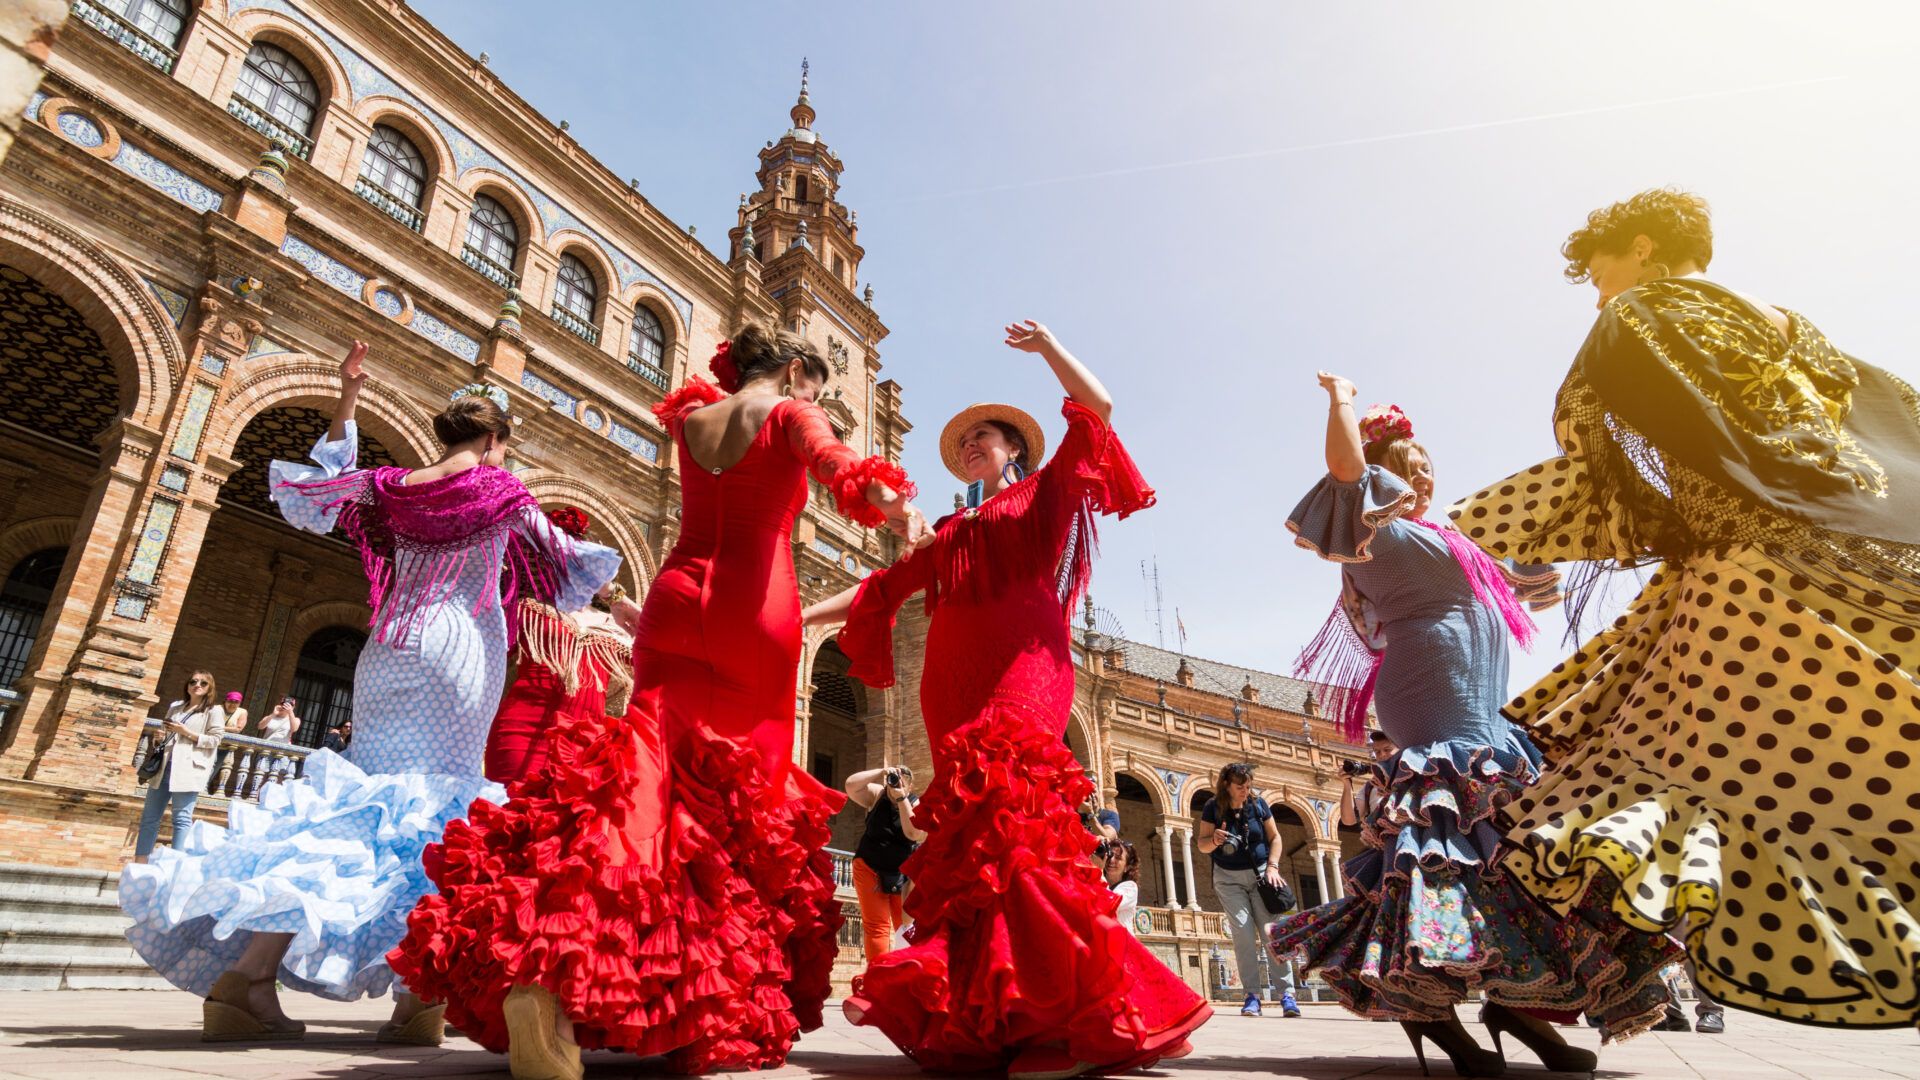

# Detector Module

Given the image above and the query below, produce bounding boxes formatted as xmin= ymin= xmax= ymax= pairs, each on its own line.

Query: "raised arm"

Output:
xmin=328 ymin=340 xmax=369 ymax=444
xmin=785 ymin=401 xmax=928 ymax=544
xmin=1318 ymin=370 xmax=1365 ymax=483
xmin=1005 ymin=320 xmax=1111 ymax=424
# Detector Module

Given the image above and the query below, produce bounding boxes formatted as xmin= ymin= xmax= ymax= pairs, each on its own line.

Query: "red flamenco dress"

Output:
xmin=393 ymin=378 xmax=913 ymax=1073
xmin=483 ymin=597 xmax=621 ymax=785
xmin=838 ymin=399 xmax=1211 ymax=1074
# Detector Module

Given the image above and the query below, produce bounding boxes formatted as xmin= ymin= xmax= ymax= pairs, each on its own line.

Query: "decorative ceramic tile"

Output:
xmin=114 ymin=595 xmax=149 ymax=620
xmin=168 ymin=382 xmax=216 ymax=459
xmin=111 ymin=143 xmax=223 ymax=214
xmin=408 ymin=308 xmax=479 ymax=361
xmin=244 ymin=334 xmax=294 ymax=362
xmin=280 ymin=234 xmax=366 ymax=298
xmin=371 ymin=288 xmax=404 ymax=317
xmin=230 ymin=0 xmax=693 ymax=330
xmin=54 ymin=110 xmax=106 ymax=148
xmin=250 ymin=602 xmax=292 ymax=704
xmin=580 ymin=405 xmax=605 ymax=430
xmin=25 ymin=91 xmax=47 ymax=122
xmin=608 ymin=421 xmax=659 ymax=462
xmin=142 ymin=278 xmax=190 ymax=327
xmin=126 ymin=496 xmax=180 ymax=585
xmin=158 ymin=465 xmax=190 ymax=492
xmin=520 ymin=371 xmax=577 ymax=412
xmin=200 ymin=354 xmax=227 ymax=375
xmin=810 ymin=537 xmax=841 ymax=562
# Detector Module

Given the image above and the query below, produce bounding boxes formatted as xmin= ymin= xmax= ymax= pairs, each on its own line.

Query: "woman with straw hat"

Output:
xmin=805 ymin=320 xmax=1207 ymax=1078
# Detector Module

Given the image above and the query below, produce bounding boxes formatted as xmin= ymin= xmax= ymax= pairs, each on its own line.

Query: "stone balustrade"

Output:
xmin=130 ymin=720 xmax=311 ymax=803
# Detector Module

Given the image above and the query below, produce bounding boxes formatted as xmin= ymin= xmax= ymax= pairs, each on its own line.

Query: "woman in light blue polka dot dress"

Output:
xmin=119 ymin=342 xmax=620 ymax=1045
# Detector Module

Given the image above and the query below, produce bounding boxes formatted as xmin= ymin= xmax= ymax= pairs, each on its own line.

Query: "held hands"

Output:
xmin=341 ymin=340 xmax=370 ymax=388
xmin=1004 ymin=319 xmax=1058 ymax=356
xmin=1317 ymin=370 xmax=1356 ymax=406
xmin=872 ymin=485 xmax=932 ymax=547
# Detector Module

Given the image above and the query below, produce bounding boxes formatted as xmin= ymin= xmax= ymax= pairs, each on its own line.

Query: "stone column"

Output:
xmin=1157 ymin=824 xmax=1177 ymax=909
xmin=1178 ymin=826 xmax=1202 ymax=911
xmin=1327 ymin=849 xmax=1346 ymax=900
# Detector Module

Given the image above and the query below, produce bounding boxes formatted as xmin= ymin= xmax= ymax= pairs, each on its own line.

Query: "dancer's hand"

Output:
xmin=1317 ymin=370 xmax=1355 ymax=405
xmin=341 ymin=340 xmax=370 ymax=386
xmin=1003 ymin=319 xmax=1058 ymax=356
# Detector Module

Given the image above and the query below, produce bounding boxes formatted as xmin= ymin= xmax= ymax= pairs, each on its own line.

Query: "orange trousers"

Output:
xmin=852 ymin=858 xmax=906 ymax=964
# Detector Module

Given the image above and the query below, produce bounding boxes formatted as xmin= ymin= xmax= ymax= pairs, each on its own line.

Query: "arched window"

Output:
xmin=461 ymin=194 xmax=520 ymax=288
xmin=74 ymin=0 xmax=190 ymax=72
xmin=551 ymin=254 xmax=600 ymax=345
xmin=230 ymin=42 xmax=319 ymax=159
xmin=356 ymin=124 xmax=428 ymax=230
xmin=627 ymin=306 xmax=666 ymax=386
xmin=0 ymin=549 xmax=64 ymax=690
xmin=288 ymin=626 xmax=364 ymax=747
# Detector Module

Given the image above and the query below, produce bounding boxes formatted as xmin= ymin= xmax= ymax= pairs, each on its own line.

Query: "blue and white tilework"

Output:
xmin=230 ymin=0 xmax=692 ymax=329
xmin=244 ymin=334 xmax=295 ymax=362
xmin=143 ymin=278 xmax=190 ymax=327
xmin=281 ymin=235 xmax=368 ymax=299
xmin=120 ymin=423 xmax=618 ymax=1001
xmin=407 ymin=308 xmax=479 ymax=362
xmin=24 ymin=90 xmax=47 ymax=122
xmin=54 ymin=110 xmax=105 ymax=148
xmin=520 ymin=370 xmax=577 ymax=413
xmin=370 ymin=287 xmax=404 ymax=318
xmin=111 ymin=143 xmax=224 ymax=214
xmin=608 ymin=421 xmax=660 ymax=462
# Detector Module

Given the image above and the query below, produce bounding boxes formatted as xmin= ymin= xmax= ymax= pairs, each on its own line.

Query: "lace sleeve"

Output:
xmin=836 ymin=548 xmax=938 ymax=688
xmin=783 ymin=400 xmax=916 ymax=528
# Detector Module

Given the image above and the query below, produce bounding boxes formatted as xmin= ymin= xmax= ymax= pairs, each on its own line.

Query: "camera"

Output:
xmin=1093 ymin=839 xmax=1114 ymax=860
xmin=884 ymin=768 xmax=903 ymax=789
xmin=1340 ymin=759 xmax=1372 ymax=778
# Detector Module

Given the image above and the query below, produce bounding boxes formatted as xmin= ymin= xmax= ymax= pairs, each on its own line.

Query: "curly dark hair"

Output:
xmin=1561 ymin=188 xmax=1714 ymax=282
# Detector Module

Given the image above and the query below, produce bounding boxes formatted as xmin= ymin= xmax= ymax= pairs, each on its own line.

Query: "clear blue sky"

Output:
xmin=413 ymin=1 xmax=1920 ymax=694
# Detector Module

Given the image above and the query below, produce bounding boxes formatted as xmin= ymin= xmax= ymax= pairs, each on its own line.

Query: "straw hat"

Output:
xmin=939 ymin=403 xmax=1046 ymax=482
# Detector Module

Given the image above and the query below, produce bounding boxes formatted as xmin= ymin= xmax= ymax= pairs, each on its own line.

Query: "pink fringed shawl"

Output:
xmin=1296 ymin=516 xmax=1539 ymax=743
xmin=276 ymin=465 xmax=565 ymax=648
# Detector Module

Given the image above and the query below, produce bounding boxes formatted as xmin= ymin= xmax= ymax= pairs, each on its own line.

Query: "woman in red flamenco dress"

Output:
xmin=392 ymin=323 xmax=926 ymax=1080
xmin=482 ymin=506 xmax=645 ymax=786
xmin=804 ymin=321 xmax=1210 ymax=1079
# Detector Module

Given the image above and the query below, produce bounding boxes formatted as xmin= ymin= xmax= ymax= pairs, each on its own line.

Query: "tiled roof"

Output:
xmin=1082 ymin=633 xmax=1317 ymax=716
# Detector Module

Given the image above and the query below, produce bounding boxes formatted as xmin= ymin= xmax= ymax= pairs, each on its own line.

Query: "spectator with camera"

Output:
xmin=845 ymin=764 xmax=925 ymax=963
xmin=1100 ymin=839 xmax=1142 ymax=935
xmin=1338 ymin=730 xmax=1398 ymax=828
xmin=1196 ymin=762 xmax=1301 ymax=1018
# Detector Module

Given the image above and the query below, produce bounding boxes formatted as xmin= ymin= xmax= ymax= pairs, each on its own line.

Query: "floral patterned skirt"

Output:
xmin=1268 ymin=730 xmax=1679 ymax=1040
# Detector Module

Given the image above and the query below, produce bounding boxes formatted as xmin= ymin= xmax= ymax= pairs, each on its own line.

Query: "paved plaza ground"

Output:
xmin=1 ymin=994 xmax=1914 ymax=1080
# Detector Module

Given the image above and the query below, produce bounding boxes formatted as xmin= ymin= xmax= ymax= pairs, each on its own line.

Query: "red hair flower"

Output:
xmin=708 ymin=340 xmax=741 ymax=393
xmin=1359 ymin=404 xmax=1415 ymax=447
xmin=546 ymin=505 xmax=591 ymax=539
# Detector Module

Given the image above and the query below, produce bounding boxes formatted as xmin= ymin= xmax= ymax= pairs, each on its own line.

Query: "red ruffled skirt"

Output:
xmin=391 ymin=689 xmax=843 ymax=1073
xmin=844 ymin=701 xmax=1211 ymax=1073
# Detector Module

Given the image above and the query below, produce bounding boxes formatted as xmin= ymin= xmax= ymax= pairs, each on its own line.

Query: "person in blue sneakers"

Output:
xmin=1196 ymin=763 xmax=1300 ymax=1018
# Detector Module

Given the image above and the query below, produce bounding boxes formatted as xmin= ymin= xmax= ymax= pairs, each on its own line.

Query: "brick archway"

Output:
xmin=212 ymin=360 xmax=439 ymax=468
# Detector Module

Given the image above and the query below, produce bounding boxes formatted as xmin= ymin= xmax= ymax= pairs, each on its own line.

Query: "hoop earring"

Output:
xmin=1001 ymin=460 xmax=1027 ymax=486
xmin=1636 ymin=260 xmax=1671 ymax=286
xmin=781 ymin=381 xmax=794 ymax=399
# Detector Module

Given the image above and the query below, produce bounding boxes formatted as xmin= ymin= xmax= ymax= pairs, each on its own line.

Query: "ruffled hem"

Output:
xmin=1286 ymin=465 xmax=1417 ymax=564
xmin=1269 ymin=729 xmax=1679 ymax=1038
xmin=651 ymin=376 xmax=726 ymax=428
xmin=119 ymin=750 xmax=501 ymax=1001
xmin=829 ymin=455 xmax=917 ymax=529
xmin=844 ymin=700 xmax=1210 ymax=1072
xmin=392 ymin=702 xmax=843 ymax=1072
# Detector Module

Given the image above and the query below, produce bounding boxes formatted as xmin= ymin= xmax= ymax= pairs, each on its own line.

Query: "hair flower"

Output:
xmin=708 ymin=340 xmax=741 ymax=393
xmin=545 ymin=505 xmax=591 ymax=539
xmin=1358 ymin=404 xmax=1415 ymax=447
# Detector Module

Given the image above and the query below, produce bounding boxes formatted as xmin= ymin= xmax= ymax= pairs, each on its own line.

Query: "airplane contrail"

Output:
xmin=893 ymin=74 xmax=1847 ymax=204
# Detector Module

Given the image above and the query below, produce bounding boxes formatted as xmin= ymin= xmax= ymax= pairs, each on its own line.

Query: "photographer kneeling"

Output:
xmin=1196 ymin=763 xmax=1301 ymax=1018
xmin=845 ymin=765 xmax=925 ymax=963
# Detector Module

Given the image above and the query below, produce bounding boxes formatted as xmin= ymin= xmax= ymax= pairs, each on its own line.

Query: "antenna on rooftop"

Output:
xmin=1141 ymin=557 xmax=1166 ymax=649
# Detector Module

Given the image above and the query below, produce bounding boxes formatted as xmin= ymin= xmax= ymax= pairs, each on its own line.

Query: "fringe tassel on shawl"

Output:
xmin=517 ymin=600 xmax=583 ymax=696
xmin=1293 ymin=601 xmax=1382 ymax=744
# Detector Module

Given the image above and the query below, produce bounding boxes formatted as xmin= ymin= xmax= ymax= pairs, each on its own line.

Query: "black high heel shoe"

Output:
xmin=1480 ymin=1002 xmax=1597 ymax=1078
xmin=1401 ymin=1019 xmax=1505 ymax=1077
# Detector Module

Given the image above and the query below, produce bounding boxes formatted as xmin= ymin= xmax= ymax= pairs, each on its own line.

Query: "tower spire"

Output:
xmin=790 ymin=57 xmax=816 ymax=133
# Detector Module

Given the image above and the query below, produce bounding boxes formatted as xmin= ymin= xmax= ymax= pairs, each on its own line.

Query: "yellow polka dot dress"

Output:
xmin=1451 ymin=280 xmax=1920 ymax=1030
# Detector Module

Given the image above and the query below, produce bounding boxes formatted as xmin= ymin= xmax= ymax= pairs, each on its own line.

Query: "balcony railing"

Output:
xmin=626 ymin=353 xmax=670 ymax=389
xmin=225 ymin=96 xmax=313 ymax=160
xmin=460 ymin=244 xmax=519 ymax=290
xmin=71 ymin=0 xmax=179 ymax=74
xmin=354 ymin=177 xmax=425 ymax=232
xmin=133 ymin=719 xmax=312 ymax=803
xmin=826 ymin=847 xmax=856 ymax=892
xmin=550 ymin=304 xmax=600 ymax=346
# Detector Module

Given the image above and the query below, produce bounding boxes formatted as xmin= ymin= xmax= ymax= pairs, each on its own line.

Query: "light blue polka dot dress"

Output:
xmin=120 ymin=422 xmax=620 ymax=1001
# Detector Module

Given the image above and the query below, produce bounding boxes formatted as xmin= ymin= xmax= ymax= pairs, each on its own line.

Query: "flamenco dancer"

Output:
xmin=394 ymin=322 xmax=925 ymax=1080
xmin=1271 ymin=383 xmax=1680 ymax=1077
xmin=804 ymin=320 xmax=1210 ymax=1079
xmin=1451 ymin=188 xmax=1920 ymax=1028
xmin=483 ymin=505 xmax=645 ymax=785
xmin=119 ymin=342 xmax=620 ymax=1043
